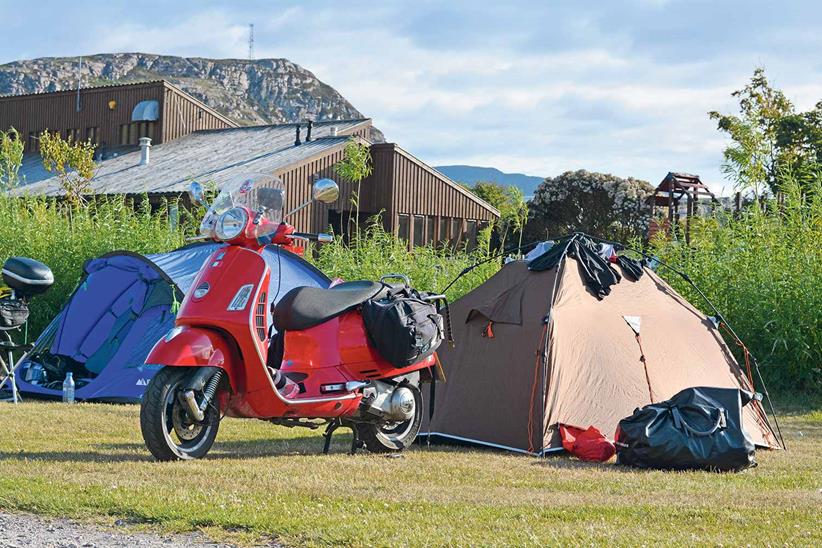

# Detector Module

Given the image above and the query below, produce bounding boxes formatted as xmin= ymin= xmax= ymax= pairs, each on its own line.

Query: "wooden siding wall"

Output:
xmin=0 ymin=82 xmax=165 ymax=150
xmin=0 ymin=82 xmax=235 ymax=151
xmin=162 ymin=87 xmax=235 ymax=142
xmin=388 ymin=145 xmax=496 ymax=221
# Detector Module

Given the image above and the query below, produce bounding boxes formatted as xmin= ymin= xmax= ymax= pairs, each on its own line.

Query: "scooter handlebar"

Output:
xmin=291 ymin=232 xmax=334 ymax=243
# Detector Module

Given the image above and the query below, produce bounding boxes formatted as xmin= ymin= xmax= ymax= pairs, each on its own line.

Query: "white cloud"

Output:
xmin=1 ymin=0 xmax=818 ymax=195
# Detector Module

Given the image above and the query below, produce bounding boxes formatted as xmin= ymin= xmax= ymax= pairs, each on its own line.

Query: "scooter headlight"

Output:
xmin=215 ymin=207 xmax=248 ymax=241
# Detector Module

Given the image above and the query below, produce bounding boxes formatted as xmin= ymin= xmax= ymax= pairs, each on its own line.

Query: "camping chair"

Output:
xmin=0 ymin=329 xmax=31 ymax=403
xmin=0 ymin=288 xmax=33 ymax=403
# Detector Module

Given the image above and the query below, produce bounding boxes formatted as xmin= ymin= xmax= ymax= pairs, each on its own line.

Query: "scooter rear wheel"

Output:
xmin=140 ymin=367 xmax=220 ymax=461
xmin=357 ymin=383 xmax=422 ymax=453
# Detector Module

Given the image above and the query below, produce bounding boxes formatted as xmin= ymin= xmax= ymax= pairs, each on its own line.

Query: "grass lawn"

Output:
xmin=0 ymin=400 xmax=819 ymax=546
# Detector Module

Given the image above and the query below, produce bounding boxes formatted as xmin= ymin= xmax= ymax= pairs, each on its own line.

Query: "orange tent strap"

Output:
xmin=484 ymin=321 xmax=495 ymax=338
xmin=720 ymin=322 xmax=754 ymax=387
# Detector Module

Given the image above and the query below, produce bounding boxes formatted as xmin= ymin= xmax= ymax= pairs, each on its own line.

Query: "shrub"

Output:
xmin=0 ymin=195 xmax=188 ymax=339
xmin=0 ymin=127 xmax=24 ymax=190
xmin=526 ymin=169 xmax=653 ymax=242
xmin=649 ymin=175 xmax=821 ymax=391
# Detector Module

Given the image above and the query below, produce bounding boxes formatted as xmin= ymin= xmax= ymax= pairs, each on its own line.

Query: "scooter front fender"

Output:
xmin=146 ymin=326 xmax=243 ymax=393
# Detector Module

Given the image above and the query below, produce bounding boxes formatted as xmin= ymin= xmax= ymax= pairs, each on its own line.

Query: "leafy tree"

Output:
xmin=0 ymin=127 xmax=24 ymax=191
xmin=470 ymin=181 xmax=529 ymax=253
xmin=509 ymin=186 xmax=529 ymax=252
xmin=709 ymin=68 xmax=821 ymax=196
xmin=39 ymin=130 xmax=96 ymax=204
xmin=333 ymin=138 xmax=373 ymax=237
xmin=525 ymin=170 xmax=653 ymax=242
xmin=471 ymin=181 xmax=509 ymax=211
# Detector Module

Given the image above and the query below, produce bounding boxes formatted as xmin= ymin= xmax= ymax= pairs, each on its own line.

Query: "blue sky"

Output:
xmin=1 ymin=0 xmax=820 ymax=194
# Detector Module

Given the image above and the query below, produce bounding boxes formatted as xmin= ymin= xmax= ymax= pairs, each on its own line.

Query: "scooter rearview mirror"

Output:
xmin=285 ymin=178 xmax=340 ymax=219
xmin=188 ymin=181 xmax=206 ymax=206
xmin=312 ymin=178 xmax=339 ymax=204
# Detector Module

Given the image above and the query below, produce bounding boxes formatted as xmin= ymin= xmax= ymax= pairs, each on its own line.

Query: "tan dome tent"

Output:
xmin=423 ymin=235 xmax=781 ymax=454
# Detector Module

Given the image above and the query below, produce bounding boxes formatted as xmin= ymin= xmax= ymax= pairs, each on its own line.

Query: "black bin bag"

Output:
xmin=615 ymin=387 xmax=757 ymax=471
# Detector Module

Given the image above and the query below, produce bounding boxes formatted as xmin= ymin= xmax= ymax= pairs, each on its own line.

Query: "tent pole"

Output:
xmin=538 ymin=234 xmax=575 ymax=456
xmin=440 ymin=240 xmax=541 ymax=295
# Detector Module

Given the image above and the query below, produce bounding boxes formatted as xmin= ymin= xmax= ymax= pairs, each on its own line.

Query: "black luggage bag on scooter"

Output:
xmin=0 ymin=297 xmax=29 ymax=329
xmin=615 ymin=386 xmax=757 ymax=472
xmin=361 ymin=285 xmax=445 ymax=368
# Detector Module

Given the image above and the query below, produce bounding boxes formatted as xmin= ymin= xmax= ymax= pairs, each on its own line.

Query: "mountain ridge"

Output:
xmin=435 ymin=165 xmax=544 ymax=196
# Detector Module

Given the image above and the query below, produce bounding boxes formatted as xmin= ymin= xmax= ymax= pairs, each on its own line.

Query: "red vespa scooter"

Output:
xmin=140 ymin=174 xmax=442 ymax=460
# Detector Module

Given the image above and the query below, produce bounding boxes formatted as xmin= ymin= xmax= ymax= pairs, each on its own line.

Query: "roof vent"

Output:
xmin=294 ymin=124 xmax=302 ymax=146
xmin=330 ymin=126 xmax=338 ymax=137
xmin=305 ymin=119 xmax=313 ymax=142
xmin=139 ymin=137 xmax=152 ymax=166
xmin=132 ymin=100 xmax=160 ymax=122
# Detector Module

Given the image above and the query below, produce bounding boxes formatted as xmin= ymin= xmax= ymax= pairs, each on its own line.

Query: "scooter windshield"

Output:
xmin=199 ymin=174 xmax=286 ymax=238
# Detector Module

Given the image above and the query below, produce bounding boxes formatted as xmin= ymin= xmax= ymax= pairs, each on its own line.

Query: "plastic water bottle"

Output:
xmin=62 ymin=372 xmax=75 ymax=403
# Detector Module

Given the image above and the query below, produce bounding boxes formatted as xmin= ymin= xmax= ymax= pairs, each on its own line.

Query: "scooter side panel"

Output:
xmin=281 ymin=310 xmax=438 ymax=392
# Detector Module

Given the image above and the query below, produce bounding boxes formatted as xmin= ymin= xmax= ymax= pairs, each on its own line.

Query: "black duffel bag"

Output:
xmin=362 ymin=285 xmax=445 ymax=368
xmin=0 ymin=297 xmax=29 ymax=329
xmin=615 ymin=386 xmax=757 ymax=472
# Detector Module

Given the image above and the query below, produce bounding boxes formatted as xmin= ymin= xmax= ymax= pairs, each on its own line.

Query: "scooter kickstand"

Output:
xmin=322 ymin=419 xmax=341 ymax=455
xmin=349 ymin=426 xmax=364 ymax=456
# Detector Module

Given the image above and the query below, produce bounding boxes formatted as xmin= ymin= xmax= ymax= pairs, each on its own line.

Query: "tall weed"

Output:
xmin=0 ymin=195 xmax=187 ymax=338
xmin=650 ymin=176 xmax=821 ymax=391
xmin=313 ymin=222 xmax=500 ymax=300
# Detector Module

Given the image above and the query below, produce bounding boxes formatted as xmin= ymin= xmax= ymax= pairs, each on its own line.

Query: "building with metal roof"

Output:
xmin=0 ymin=80 xmax=236 ymax=156
xmin=12 ymin=113 xmax=498 ymax=249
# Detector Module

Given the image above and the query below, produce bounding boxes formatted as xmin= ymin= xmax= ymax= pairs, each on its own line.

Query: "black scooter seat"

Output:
xmin=272 ymin=281 xmax=385 ymax=331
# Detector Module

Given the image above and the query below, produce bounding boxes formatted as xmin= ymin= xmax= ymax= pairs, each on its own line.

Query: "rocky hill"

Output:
xmin=0 ymin=53 xmax=373 ymax=131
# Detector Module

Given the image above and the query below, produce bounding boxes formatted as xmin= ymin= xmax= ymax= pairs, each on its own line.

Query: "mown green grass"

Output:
xmin=0 ymin=402 xmax=819 ymax=546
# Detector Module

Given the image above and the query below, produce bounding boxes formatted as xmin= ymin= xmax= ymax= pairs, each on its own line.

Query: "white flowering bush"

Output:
xmin=525 ymin=169 xmax=654 ymax=241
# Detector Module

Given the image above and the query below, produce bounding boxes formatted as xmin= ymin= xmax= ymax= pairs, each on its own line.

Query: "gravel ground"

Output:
xmin=0 ymin=512 xmax=268 ymax=548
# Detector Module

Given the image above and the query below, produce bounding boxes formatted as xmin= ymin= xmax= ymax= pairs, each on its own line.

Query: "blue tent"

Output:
xmin=15 ymin=243 xmax=329 ymax=402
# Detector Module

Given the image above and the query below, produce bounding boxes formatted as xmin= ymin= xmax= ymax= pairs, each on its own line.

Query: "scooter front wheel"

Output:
xmin=140 ymin=367 xmax=220 ymax=461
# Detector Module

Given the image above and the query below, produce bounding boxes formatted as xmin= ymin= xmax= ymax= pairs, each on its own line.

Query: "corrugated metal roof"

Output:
xmin=13 ymin=119 xmax=371 ymax=196
xmin=0 ymin=80 xmax=166 ymax=100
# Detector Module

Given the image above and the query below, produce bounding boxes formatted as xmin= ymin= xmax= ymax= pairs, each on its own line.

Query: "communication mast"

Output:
xmin=248 ymin=24 xmax=255 ymax=61
xmin=75 ymin=56 xmax=83 ymax=112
